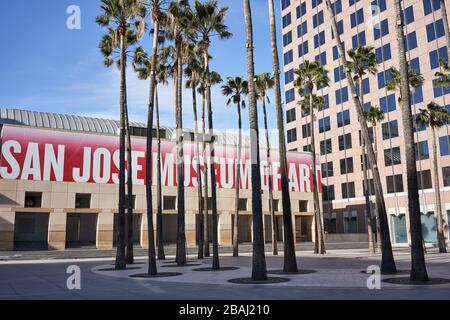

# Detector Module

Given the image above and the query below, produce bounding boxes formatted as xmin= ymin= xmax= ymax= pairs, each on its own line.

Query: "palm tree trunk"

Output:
xmin=145 ymin=19 xmax=159 ymax=275
xmin=359 ymin=77 xmax=375 ymax=254
xmin=440 ymin=0 xmax=450 ymax=60
xmin=204 ymin=48 xmax=220 ymax=270
xmin=244 ymin=0 xmax=267 ymax=280
xmin=268 ymin=0 xmax=298 ymax=272
xmin=202 ymin=88 xmax=210 ymax=257
xmin=431 ymin=127 xmax=447 ymax=253
xmin=325 ymin=0 xmax=397 ymax=273
xmin=233 ymin=101 xmax=242 ymax=257
xmin=175 ymin=34 xmax=187 ymax=266
xmin=262 ymin=97 xmax=277 ymax=255
xmin=156 ymin=85 xmax=165 ymax=260
xmin=115 ymin=31 xmax=127 ymax=271
xmin=125 ymin=102 xmax=134 ymax=264
xmin=393 ymin=0 xmax=428 ymax=281
xmin=309 ymin=94 xmax=326 ymax=255
xmin=373 ymin=124 xmax=382 ymax=253
xmin=192 ymin=79 xmax=204 ymax=259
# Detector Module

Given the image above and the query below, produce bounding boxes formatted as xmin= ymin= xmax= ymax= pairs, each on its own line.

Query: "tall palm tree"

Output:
xmin=363 ymin=105 xmax=385 ymax=253
xmin=185 ymin=43 xmax=206 ymax=259
xmin=435 ymin=62 xmax=450 ymax=88
xmin=198 ymin=70 xmax=222 ymax=257
xmin=294 ymin=60 xmax=329 ymax=255
xmin=268 ymin=0 xmax=298 ymax=272
xmin=415 ymin=102 xmax=450 ymax=253
xmin=347 ymin=45 xmax=378 ymax=254
xmin=255 ymin=72 xmax=277 ymax=256
xmin=221 ymin=76 xmax=248 ymax=257
xmin=166 ymin=0 xmax=190 ymax=266
xmin=387 ymin=67 xmax=425 ymax=100
xmin=189 ymin=0 xmax=232 ymax=270
xmin=392 ymin=0 xmax=428 ymax=282
xmin=243 ymin=0 xmax=267 ymax=281
xmin=324 ymin=0 xmax=397 ymax=274
xmin=96 ymin=0 xmax=146 ymax=271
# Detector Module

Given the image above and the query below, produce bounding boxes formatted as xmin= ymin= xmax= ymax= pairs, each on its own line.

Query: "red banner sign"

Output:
xmin=0 ymin=125 xmax=321 ymax=192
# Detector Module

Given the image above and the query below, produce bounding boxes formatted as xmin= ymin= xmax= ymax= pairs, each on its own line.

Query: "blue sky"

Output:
xmin=0 ymin=0 xmax=283 ymax=133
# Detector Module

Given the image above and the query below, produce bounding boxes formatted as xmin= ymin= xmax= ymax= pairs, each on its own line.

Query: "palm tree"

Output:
xmin=243 ymin=0 xmax=267 ymax=281
xmin=96 ymin=0 xmax=146 ymax=271
xmin=324 ymin=0 xmax=397 ymax=274
xmin=166 ymin=0 xmax=190 ymax=266
xmin=294 ymin=60 xmax=329 ymax=255
xmin=435 ymin=61 xmax=450 ymax=88
xmin=255 ymin=72 xmax=277 ymax=256
xmin=199 ymin=70 xmax=222 ymax=258
xmin=185 ymin=43 xmax=206 ymax=259
xmin=392 ymin=0 xmax=428 ymax=282
xmin=268 ymin=0 xmax=298 ymax=272
xmin=387 ymin=67 xmax=425 ymax=100
xmin=221 ymin=76 xmax=248 ymax=257
xmin=415 ymin=102 xmax=450 ymax=253
xmin=363 ymin=106 xmax=385 ymax=253
xmin=189 ymin=0 xmax=232 ymax=270
xmin=347 ymin=45 xmax=378 ymax=254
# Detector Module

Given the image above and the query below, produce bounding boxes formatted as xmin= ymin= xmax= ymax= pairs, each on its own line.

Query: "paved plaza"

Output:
xmin=0 ymin=248 xmax=450 ymax=300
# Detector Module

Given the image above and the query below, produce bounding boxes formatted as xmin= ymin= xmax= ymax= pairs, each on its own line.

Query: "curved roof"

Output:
xmin=0 ymin=108 xmax=271 ymax=149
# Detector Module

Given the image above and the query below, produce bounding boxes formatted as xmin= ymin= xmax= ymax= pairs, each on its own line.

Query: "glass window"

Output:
xmin=286 ymin=108 xmax=296 ymax=123
xmin=333 ymin=42 xmax=345 ymax=61
xmin=337 ymin=110 xmax=350 ymax=127
xmin=284 ymin=50 xmax=293 ymax=65
xmin=283 ymin=31 xmax=292 ymax=47
xmin=322 ymin=161 xmax=334 ymax=178
xmin=342 ymin=182 xmax=356 ymax=199
xmin=355 ymin=78 xmax=370 ymax=95
xmin=315 ymin=52 xmax=327 ymax=66
xmin=411 ymin=86 xmax=424 ymax=104
xmin=320 ymin=138 xmax=332 ymax=155
xmin=287 ymin=128 xmax=297 ymax=143
xmin=312 ymin=0 xmax=323 ymax=8
xmin=352 ymin=31 xmax=366 ymax=49
xmin=313 ymin=11 xmax=324 ymax=28
xmin=298 ymin=41 xmax=309 ymax=57
xmin=281 ymin=0 xmax=291 ymax=10
xmin=410 ymin=57 xmax=421 ymax=73
xmin=285 ymin=88 xmax=295 ymax=103
xmin=423 ymin=0 xmax=441 ymax=16
xmin=319 ymin=94 xmax=329 ymax=111
xmin=319 ymin=116 xmax=331 ymax=133
xmin=302 ymin=123 xmax=311 ymax=138
xmin=404 ymin=6 xmax=414 ymax=24
xmin=350 ymin=8 xmax=364 ymax=28
xmin=379 ymin=94 xmax=396 ymax=113
xmin=363 ymin=178 xmax=375 ymax=196
xmin=439 ymin=136 xmax=450 ymax=156
xmin=358 ymin=127 xmax=374 ymax=145
xmin=376 ymin=44 xmax=391 ymax=63
xmin=433 ymin=78 xmax=450 ymax=98
xmin=24 ymin=192 xmax=42 ymax=208
xmin=386 ymin=174 xmax=404 ymax=193
xmin=378 ymin=68 xmax=393 ymax=89
xmin=429 ymin=47 xmax=448 ymax=69
xmin=442 ymin=166 xmax=450 ymax=186
xmin=332 ymin=0 xmax=342 ymax=14
xmin=417 ymin=170 xmax=432 ymax=190
xmin=426 ymin=19 xmax=445 ymax=42
xmin=303 ymin=144 xmax=312 ymax=152
xmin=282 ymin=13 xmax=291 ymax=28
xmin=314 ymin=31 xmax=326 ymax=48
xmin=335 ymin=86 xmax=349 ymax=104
xmin=323 ymin=185 xmax=335 ymax=201
xmin=296 ymin=2 xmax=307 ymax=18
xmin=413 ymin=114 xmax=427 ymax=132
xmin=384 ymin=147 xmax=401 ymax=166
xmin=406 ymin=31 xmax=418 ymax=51
xmin=297 ymin=21 xmax=308 ymax=38
xmin=334 ymin=65 xmax=345 ymax=82
xmin=285 ymin=69 xmax=294 ymax=84
xmin=372 ymin=0 xmax=386 ymax=12
xmin=374 ymin=19 xmax=389 ymax=40
xmin=75 ymin=193 xmax=91 ymax=209
xmin=340 ymin=157 xmax=354 ymax=174
xmin=415 ymin=141 xmax=429 ymax=160
xmin=382 ymin=120 xmax=399 ymax=140
xmin=338 ymin=133 xmax=352 ymax=151
xmin=331 ymin=20 xmax=344 ymax=39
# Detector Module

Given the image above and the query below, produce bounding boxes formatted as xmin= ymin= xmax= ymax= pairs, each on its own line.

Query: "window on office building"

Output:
xmin=378 ymin=69 xmax=393 ymax=89
xmin=322 ymin=161 xmax=334 ymax=178
xmin=303 ymin=144 xmax=312 ymax=152
xmin=331 ymin=20 xmax=344 ymax=39
xmin=312 ymin=0 xmax=322 ymax=8
xmin=350 ymin=8 xmax=364 ymax=28
xmin=313 ymin=11 xmax=324 ymax=28
xmin=281 ymin=0 xmax=291 ymax=10
xmin=319 ymin=116 xmax=331 ymax=133
xmin=334 ymin=65 xmax=345 ymax=82
xmin=426 ymin=19 xmax=445 ymax=42
xmin=372 ymin=0 xmax=386 ymax=12
xmin=285 ymin=69 xmax=294 ymax=84
xmin=286 ymin=108 xmax=296 ymax=123
xmin=442 ymin=166 xmax=450 ymax=186
xmin=417 ymin=170 xmax=432 ymax=190
xmin=404 ymin=5 xmax=415 ymax=24
xmin=75 ymin=193 xmax=91 ymax=209
xmin=320 ymin=138 xmax=332 ymax=155
xmin=363 ymin=178 xmax=375 ymax=196
xmin=429 ymin=47 xmax=448 ymax=69
xmin=406 ymin=31 xmax=418 ymax=51
xmin=302 ymin=123 xmax=311 ymax=138
xmin=358 ymin=127 xmax=374 ymax=145
xmin=433 ymin=78 xmax=450 ymax=98
xmin=297 ymin=21 xmax=308 ymax=38
xmin=374 ymin=19 xmax=389 ymax=40
xmin=332 ymin=0 xmax=342 ymax=14
xmin=287 ymin=128 xmax=297 ymax=143
xmin=386 ymin=174 xmax=404 ymax=193
xmin=336 ymin=86 xmax=349 ymax=104
xmin=352 ymin=31 xmax=366 ymax=49
xmin=413 ymin=114 xmax=427 ymax=132
xmin=355 ymin=78 xmax=370 ymax=95
xmin=323 ymin=185 xmax=335 ymax=201
xmin=415 ymin=141 xmax=430 ymax=160
xmin=338 ymin=133 xmax=352 ymax=151
xmin=340 ymin=157 xmax=354 ymax=174
xmin=376 ymin=44 xmax=391 ymax=63
xmin=284 ymin=50 xmax=293 ymax=65
xmin=342 ymin=182 xmax=356 ymax=199
xmin=381 ymin=120 xmax=399 ymax=140
xmin=296 ymin=2 xmax=307 ymax=18
xmin=333 ymin=42 xmax=345 ymax=61
xmin=314 ymin=31 xmax=325 ymax=48
xmin=380 ymin=94 xmax=396 ymax=113
xmin=298 ymin=41 xmax=309 ymax=57
xmin=337 ymin=110 xmax=350 ymax=127
xmin=283 ymin=31 xmax=292 ymax=47
xmin=360 ymin=153 xmax=372 ymax=170
xmin=384 ymin=147 xmax=401 ymax=166
xmin=163 ymin=196 xmax=176 ymax=210
xmin=282 ymin=13 xmax=291 ymax=28
xmin=315 ymin=52 xmax=327 ymax=66
xmin=319 ymin=94 xmax=329 ymax=111
xmin=439 ymin=136 xmax=450 ymax=156
xmin=285 ymin=88 xmax=295 ymax=103
xmin=423 ymin=0 xmax=440 ymax=15
xmin=25 ymin=192 xmax=42 ymax=208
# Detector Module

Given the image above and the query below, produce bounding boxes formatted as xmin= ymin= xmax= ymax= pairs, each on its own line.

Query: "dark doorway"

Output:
xmin=66 ymin=213 xmax=98 ymax=248
xmin=195 ymin=214 xmax=213 ymax=244
xmin=113 ymin=213 xmax=143 ymax=247
xmin=14 ymin=213 xmax=49 ymax=250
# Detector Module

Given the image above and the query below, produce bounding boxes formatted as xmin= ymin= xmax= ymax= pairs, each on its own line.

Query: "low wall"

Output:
xmin=325 ymin=233 xmax=368 ymax=243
